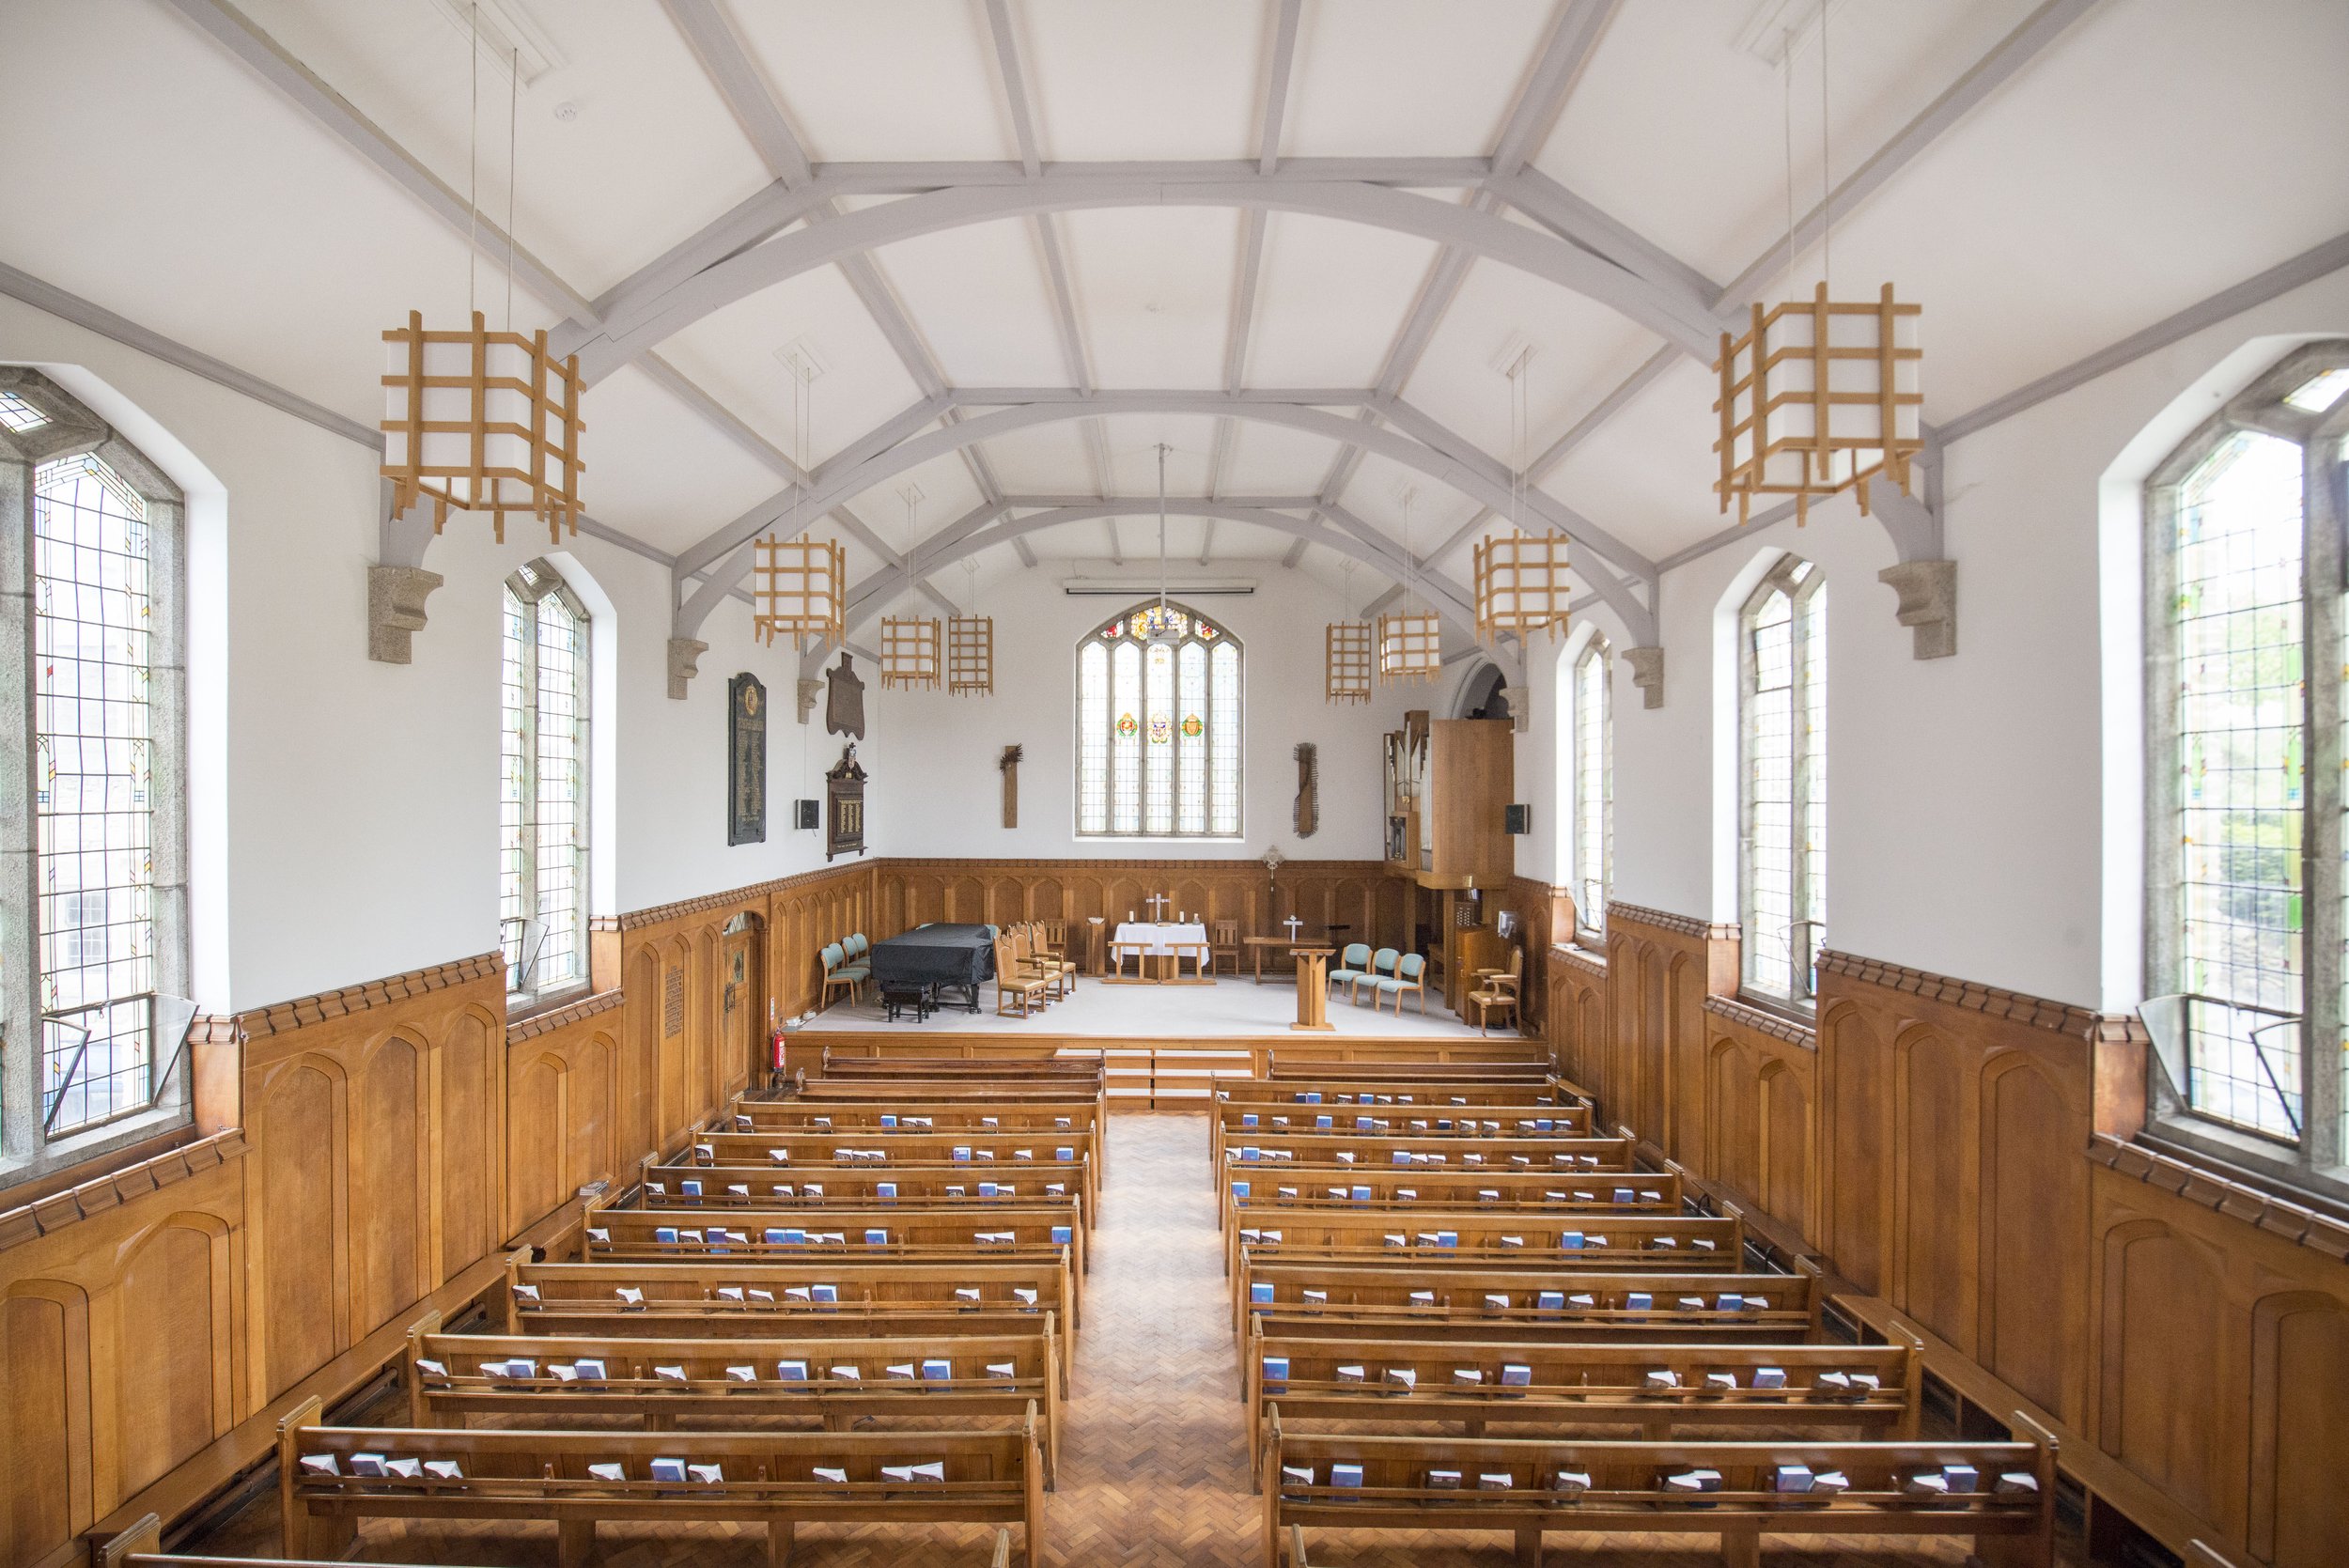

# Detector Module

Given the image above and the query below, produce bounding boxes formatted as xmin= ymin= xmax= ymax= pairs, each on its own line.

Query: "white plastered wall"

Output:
xmin=863 ymin=568 xmax=1415 ymax=861
xmin=2 ymin=292 xmax=872 ymax=1014
xmin=1509 ymin=263 xmax=2349 ymax=1012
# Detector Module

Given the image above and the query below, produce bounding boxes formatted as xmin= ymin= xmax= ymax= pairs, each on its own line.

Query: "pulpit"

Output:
xmin=1289 ymin=946 xmax=1336 ymax=1032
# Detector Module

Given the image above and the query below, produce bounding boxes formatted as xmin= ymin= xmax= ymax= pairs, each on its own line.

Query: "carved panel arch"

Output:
xmin=1 ymin=1280 xmax=91 ymax=1560
xmin=2248 ymin=1290 xmax=2349 ymax=1566
xmin=2098 ymin=1217 xmax=2228 ymax=1518
xmin=252 ymin=1054 xmax=348 ymax=1395
xmin=1980 ymin=1051 xmax=2086 ymax=1416
xmin=1892 ymin=1024 xmax=1971 ymax=1344
xmin=112 ymin=1213 xmax=233 ymax=1496
xmin=350 ymin=1030 xmax=426 ymax=1336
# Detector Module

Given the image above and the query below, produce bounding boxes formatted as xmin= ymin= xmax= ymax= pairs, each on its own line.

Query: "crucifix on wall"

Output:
xmin=1000 ymin=744 xmax=1021 ymax=829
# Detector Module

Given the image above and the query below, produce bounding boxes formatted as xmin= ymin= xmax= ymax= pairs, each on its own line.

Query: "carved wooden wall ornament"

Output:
xmin=726 ymin=673 xmax=767 ymax=846
xmin=1294 ymin=742 xmax=1318 ymax=838
xmin=824 ymin=651 xmax=866 ymax=739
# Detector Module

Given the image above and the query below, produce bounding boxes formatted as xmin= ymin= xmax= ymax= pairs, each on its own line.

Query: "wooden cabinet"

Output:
xmin=1383 ymin=714 xmax=1513 ymax=889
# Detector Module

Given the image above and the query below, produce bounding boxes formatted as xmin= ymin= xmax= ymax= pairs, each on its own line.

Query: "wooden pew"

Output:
xmin=276 ymin=1394 xmax=1047 ymax=1568
xmin=1222 ymin=1167 xmax=1688 ymax=1234
xmin=585 ymin=1200 xmax=1089 ymax=1286
xmin=692 ymin=1129 xmax=1101 ymax=1219
xmin=817 ymin=1049 xmax=1103 ymax=1082
xmin=506 ymin=1255 xmax=1079 ymax=1376
xmin=1261 ymin=1405 xmax=2056 ymax=1568
xmin=1237 ymin=1261 xmax=1821 ymax=1347
xmin=1210 ymin=1104 xmax=1592 ymax=1165
xmin=1212 ymin=1078 xmax=1577 ymax=1109
xmin=1224 ymin=1209 xmax=1741 ymax=1290
xmin=791 ymin=1077 xmax=1108 ymax=1107
xmin=639 ymin=1157 xmax=1097 ymax=1231
xmin=730 ymin=1100 xmax=1102 ymax=1136
xmin=1221 ymin=1131 xmax=1634 ymax=1173
xmin=1263 ymin=1058 xmax=1555 ymax=1082
xmin=403 ymin=1311 xmax=1064 ymax=1483
xmin=1241 ymin=1327 xmax=1921 ymax=1475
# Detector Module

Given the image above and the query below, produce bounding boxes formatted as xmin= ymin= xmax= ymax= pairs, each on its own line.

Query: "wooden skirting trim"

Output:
xmin=506 ymin=987 xmax=623 ymax=1042
xmin=2090 ymin=1133 xmax=2349 ymax=1261
xmin=1818 ymin=947 xmax=2144 ymax=1041
xmin=227 ymin=952 xmax=504 ymax=1041
xmin=0 ymin=1129 xmax=249 ymax=1253
xmin=1551 ymin=943 xmax=1607 ymax=979
xmin=1608 ymin=902 xmax=1737 ymax=940
xmin=881 ymin=856 xmax=1388 ymax=873
xmin=1702 ymin=993 xmax=1817 ymax=1048
xmin=617 ymin=860 xmax=871 ymax=931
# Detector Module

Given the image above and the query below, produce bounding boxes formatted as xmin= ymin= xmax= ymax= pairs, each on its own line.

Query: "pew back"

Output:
xmin=641 ymin=1158 xmax=1096 ymax=1229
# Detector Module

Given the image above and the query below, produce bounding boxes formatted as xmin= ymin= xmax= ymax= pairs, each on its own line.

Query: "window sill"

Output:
xmin=2139 ymin=1117 xmax=2349 ymax=1219
xmin=1072 ymin=836 xmax=1247 ymax=846
xmin=2 ymin=1099 xmax=195 ymax=1194
xmin=506 ymin=981 xmax=594 ymax=1027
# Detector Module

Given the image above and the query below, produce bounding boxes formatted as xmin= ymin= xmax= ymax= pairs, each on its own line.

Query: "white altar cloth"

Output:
xmin=1111 ymin=921 xmax=1209 ymax=955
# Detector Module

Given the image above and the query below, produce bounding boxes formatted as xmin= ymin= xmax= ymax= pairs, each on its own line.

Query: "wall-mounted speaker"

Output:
xmin=795 ymin=800 xmax=819 ymax=831
xmin=1503 ymin=803 xmax=1530 ymax=835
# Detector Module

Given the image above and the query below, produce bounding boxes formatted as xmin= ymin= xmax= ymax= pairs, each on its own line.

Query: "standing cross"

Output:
xmin=1282 ymin=916 xmax=1303 ymax=944
xmin=1145 ymin=892 xmax=1174 ymax=923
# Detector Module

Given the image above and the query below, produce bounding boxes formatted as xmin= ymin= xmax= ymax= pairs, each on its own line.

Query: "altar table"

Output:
xmin=1107 ymin=921 xmax=1212 ymax=984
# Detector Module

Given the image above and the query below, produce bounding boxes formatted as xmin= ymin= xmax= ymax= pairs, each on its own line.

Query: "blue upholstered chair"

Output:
xmin=1374 ymin=952 xmax=1428 ymax=1014
xmin=1328 ymin=942 xmax=1374 ymax=996
xmin=1351 ymin=947 xmax=1398 ymax=1005
xmin=819 ymin=941 xmax=864 ymax=1010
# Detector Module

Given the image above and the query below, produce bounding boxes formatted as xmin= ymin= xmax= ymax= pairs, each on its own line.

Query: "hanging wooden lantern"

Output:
xmin=1377 ymin=611 xmax=1441 ymax=684
xmin=381 ymin=310 xmax=583 ymax=543
xmin=948 ymin=613 xmax=993 ymax=696
xmin=751 ymin=535 xmax=844 ymax=647
xmin=1714 ymin=282 xmax=1922 ymax=524
xmin=1325 ymin=619 xmax=1373 ymax=704
xmin=1472 ymin=532 xmax=1572 ymax=643
xmin=879 ymin=616 xmax=942 ymax=690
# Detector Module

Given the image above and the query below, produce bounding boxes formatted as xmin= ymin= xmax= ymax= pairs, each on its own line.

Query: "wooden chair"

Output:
xmin=1209 ymin=918 xmax=1241 ymax=974
xmin=1372 ymin=952 xmax=1429 ymax=1014
xmin=1347 ymin=947 xmax=1397 ymax=1006
xmin=1470 ymin=949 xmax=1523 ymax=1034
xmin=1023 ymin=923 xmax=1078 ymax=996
xmin=1325 ymin=942 xmax=1373 ymax=997
xmin=819 ymin=942 xmax=865 ymax=1009
xmin=995 ymin=938 xmax=1050 ymax=1017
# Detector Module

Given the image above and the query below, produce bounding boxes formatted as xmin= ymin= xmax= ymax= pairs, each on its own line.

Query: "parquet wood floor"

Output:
xmin=184 ymin=1115 xmax=2077 ymax=1567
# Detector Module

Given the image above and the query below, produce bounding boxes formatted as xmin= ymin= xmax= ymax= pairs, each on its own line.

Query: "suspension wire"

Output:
xmin=1819 ymin=3 xmax=1832 ymax=294
xmin=1782 ymin=25 xmax=1797 ymax=304
xmin=465 ymin=3 xmax=478 ymax=318
xmin=506 ymin=45 xmax=518 ymax=331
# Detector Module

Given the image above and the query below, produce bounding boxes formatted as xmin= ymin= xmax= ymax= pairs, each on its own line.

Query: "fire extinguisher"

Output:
xmin=769 ymin=1000 xmax=790 ymax=1080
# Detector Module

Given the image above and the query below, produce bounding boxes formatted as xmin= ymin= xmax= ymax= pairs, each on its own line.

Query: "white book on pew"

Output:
xmin=552 ymin=1363 xmax=583 ymax=1383
xmin=786 ymin=1286 xmax=814 ymax=1302
xmin=588 ymin=1463 xmax=626 ymax=1483
xmin=1996 ymin=1472 xmax=2039 ymax=1495
xmin=727 ymin=1184 xmax=749 ymax=1198
xmin=814 ymin=1467 xmax=848 ymax=1484
xmin=884 ymin=1462 xmax=946 ymax=1483
xmin=1643 ymin=1369 xmax=1680 ymax=1390
xmin=987 ymin=1361 xmax=1016 ymax=1378
xmin=655 ymin=1365 xmax=688 ymax=1382
xmin=1553 ymin=1468 xmax=1591 ymax=1495
xmin=1281 ymin=1465 xmax=1314 ymax=1486
xmin=586 ymin=1229 xmax=609 ymax=1245
xmin=770 ymin=1150 xmax=791 ymax=1164
xmin=887 ymin=1362 xmax=916 ymax=1379
xmin=1453 ymin=1368 xmax=1482 ymax=1386
xmin=717 ymin=1286 xmax=745 ymax=1303
xmin=1484 ymin=1293 xmax=1510 ymax=1311
xmin=487 ymin=1358 xmax=537 ymax=1380
xmin=832 ymin=1365 xmax=863 ymax=1381
xmin=1904 ymin=1471 xmax=1952 ymax=1497
xmin=1014 ymin=1287 xmax=1038 ymax=1305
xmin=726 ymin=1365 xmax=757 ymax=1383
xmin=299 ymin=1454 xmax=340 ymax=1477
xmin=748 ymin=1288 xmax=774 ymax=1303
xmin=1703 ymin=1372 xmax=1738 ymax=1391
xmin=386 ymin=1458 xmax=424 ymax=1480
xmin=1811 ymin=1469 xmax=1849 ymax=1494
xmin=1428 ymin=1468 xmax=1460 ymax=1489
xmin=1335 ymin=1364 xmax=1365 ymax=1384
xmin=1663 ymin=1468 xmax=1722 ymax=1494
xmin=414 ymin=1358 xmax=448 ymax=1383
xmin=349 ymin=1453 xmax=387 ymax=1478
xmin=1476 ymin=1472 xmax=1513 ymax=1490
xmin=511 ymin=1284 xmax=541 ymax=1304
xmin=615 ymin=1287 xmax=646 ymax=1308
xmin=425 ymin=1460 xmax=462 ymax=1481
xmin=1408 ymin=1289 xmax=1436 ymax=1306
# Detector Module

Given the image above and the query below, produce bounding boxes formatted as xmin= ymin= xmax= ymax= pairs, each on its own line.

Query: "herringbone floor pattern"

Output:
xmin=187 ymin=1115 xmax=2066 ymax=1566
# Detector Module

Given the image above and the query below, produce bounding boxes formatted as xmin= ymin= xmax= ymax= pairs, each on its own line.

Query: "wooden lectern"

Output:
xmin=1289 ymin=946 xmax=1336 ymax=1032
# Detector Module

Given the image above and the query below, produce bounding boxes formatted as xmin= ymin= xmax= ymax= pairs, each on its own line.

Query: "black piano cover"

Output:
xmin=868 ymin=923 xmax=998 ymax=990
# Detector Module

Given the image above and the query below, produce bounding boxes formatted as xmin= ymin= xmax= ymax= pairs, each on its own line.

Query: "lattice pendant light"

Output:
xmin=879 ymin=615 xmax=942 ymax=690
xmin=381 ymin=23 xmax=582 ymax=542
xmin=1472 ymin=532 xmax=1572 ymax=643
xmin=1325 ymin=560 xmax=1373 ymax=703
xmin=753 ymin=338 xmax=844 ymax=648
xmin=948 ymin=561 xmax=992 ymax=696
xmin=752 ymin=535 xmax=844 ymax=647
xmin=1378 ymin=485 xmax=1441 ymax=684
xmin=1713 ymin=283 xmax=1922 ymax=523
xmin=1712 ymin=7 xmax=1923 ymax=524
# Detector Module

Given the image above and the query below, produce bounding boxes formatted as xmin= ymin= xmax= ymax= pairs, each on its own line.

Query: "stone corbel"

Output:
xmin=1877 ymin=559 xmax=1956 ymax=660
xmin=366 ymin=565 xmax=443 ymax=664
xmin=665 ymin=637 xmax=708 ymax=700
xmin=797 ymin=677 xmax=821 ymax=724
xmin=1625 ymin=645 xmax=1664 ymax=709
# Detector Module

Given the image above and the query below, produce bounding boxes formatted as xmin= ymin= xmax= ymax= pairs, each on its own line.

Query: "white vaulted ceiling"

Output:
xmin=4 ymin=0 xmax=2346 ymax=640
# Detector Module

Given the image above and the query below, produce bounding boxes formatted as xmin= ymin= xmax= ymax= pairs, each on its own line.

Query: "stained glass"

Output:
xmin=1740 ymin=562 xmax=1824 ymax=1005
xmin=1181 ymin=714 xmax=1204 ymax=737
xmin=1077 ymin=603 xmax=1241 ymax=839
xmin=500 ymin=565 xmax=590 ymax=999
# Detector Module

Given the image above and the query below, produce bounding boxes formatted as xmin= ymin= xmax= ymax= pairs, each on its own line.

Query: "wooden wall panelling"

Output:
xmin=2088 ymin=1138 xmax=2349 ymax=1568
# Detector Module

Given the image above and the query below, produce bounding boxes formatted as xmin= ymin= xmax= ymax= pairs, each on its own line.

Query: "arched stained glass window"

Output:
xmin=502 ymin=559 xmax=591 ymax=999
xmin=1574 ymin=634 xmax=1612 ymax=937
xmin=1739 ymin=555 xmax=1827 ymax=1005
xmin=1076 ymin=602 xmax=1241 ymax=837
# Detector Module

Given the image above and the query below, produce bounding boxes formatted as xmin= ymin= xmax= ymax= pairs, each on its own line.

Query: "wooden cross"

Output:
xmin=999 ymin=745 xmax=1021 ymax=829
xmin=1145 ymin=893 xmax=1173 ymax=923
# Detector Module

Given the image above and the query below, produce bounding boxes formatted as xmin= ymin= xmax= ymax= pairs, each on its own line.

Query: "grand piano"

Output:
xmin=866 ymin=923 xmax=997 ymax=1017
